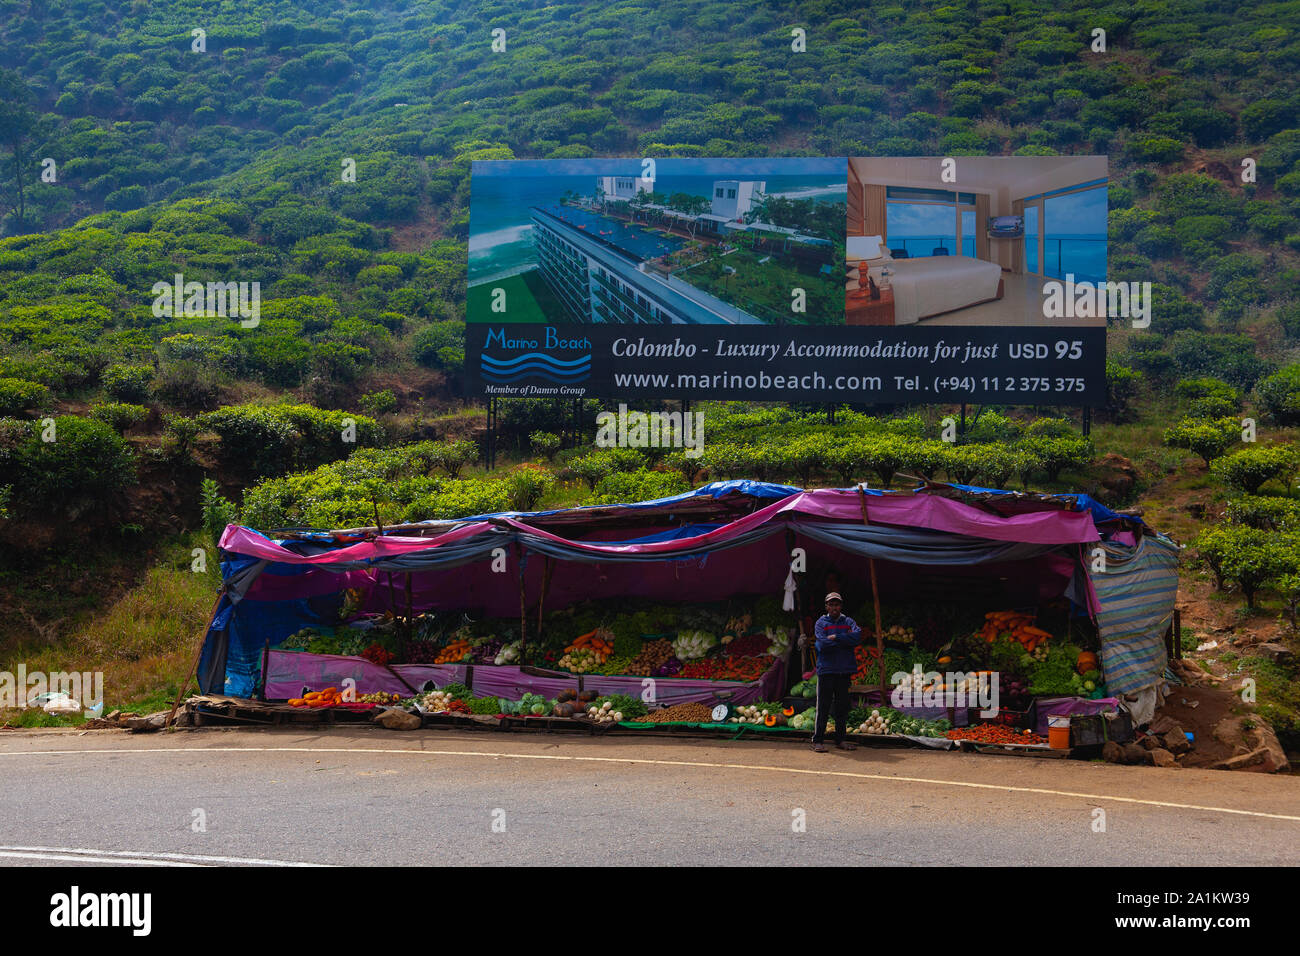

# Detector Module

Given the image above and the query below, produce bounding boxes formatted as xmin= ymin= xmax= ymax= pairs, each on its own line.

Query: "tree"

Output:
xmin=1210 ymin=445 xmax=1297 ymax=495
xmin=1195 ymin=526 xmax=1294 ymax=609
xmin=1256 ymin=365 xmax=1300 ymax=425
xmin=1163 ymin=417 xmax=1241 ymax=467
xmin=0 ymin=70 xmax=40 ymax=230
xmin=667 ymin=192 xmax=709 ymax=237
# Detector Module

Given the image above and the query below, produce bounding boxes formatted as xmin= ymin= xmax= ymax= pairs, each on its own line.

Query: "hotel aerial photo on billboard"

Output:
xmin=469 ymin=157 xmax=847 ymax=326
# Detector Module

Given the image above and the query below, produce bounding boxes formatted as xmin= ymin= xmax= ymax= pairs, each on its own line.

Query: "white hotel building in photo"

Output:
xmin=529 ymin=194 xmax=764 ymax=326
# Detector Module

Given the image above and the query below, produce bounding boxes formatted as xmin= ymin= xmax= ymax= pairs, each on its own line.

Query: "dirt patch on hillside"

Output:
xmin=387 ymin=204 xmax=444 ymax=252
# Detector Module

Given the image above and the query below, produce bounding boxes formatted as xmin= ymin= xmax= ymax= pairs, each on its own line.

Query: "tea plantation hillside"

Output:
xmin=0 ymin=0 xmax=1297 ymax=742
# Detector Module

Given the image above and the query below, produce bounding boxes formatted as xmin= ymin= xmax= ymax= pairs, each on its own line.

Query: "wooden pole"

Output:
xmin=517 ymin=542 xmax=528 ymax=664
xmin=536 ymin=556 xmax=553 ymax=643
xmin=166 ymin=588 xmax=229 ymax=728
xmin=858 ymin=485 xmax=886 ymax=703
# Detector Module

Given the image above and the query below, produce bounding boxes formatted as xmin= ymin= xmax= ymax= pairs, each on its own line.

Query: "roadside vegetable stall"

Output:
xmin=195 ymin=480 xmax=1176 ymax=753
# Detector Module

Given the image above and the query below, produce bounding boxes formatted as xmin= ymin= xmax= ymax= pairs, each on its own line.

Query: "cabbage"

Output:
xmin=765 ymin=626 xmax=790 ymax=657
xmin=672 ymin=629 xmax=717 ymax=661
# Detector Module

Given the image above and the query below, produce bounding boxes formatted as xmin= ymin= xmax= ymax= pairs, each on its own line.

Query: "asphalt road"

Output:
xmin=0 ymin=726 xmax=1297 ymax=866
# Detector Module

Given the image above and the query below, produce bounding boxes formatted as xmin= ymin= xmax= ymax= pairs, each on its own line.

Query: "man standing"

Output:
xmin=812 ymin=592 xmax=861 ymax=753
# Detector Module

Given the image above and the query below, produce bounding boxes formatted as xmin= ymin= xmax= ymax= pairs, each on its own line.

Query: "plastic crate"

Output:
xmin=987 ymin=704 xmax=1035 ymax=729
xmin=1070 ymin=710 xmax=1134 ymax=747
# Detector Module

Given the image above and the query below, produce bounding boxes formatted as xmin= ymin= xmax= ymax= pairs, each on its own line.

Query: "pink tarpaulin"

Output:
xmin=220 ymin=488 xmax=1099 ymax=570
xmin=772 ymin=489 xmax=1099 ymax=544
xmin=219 ymin=522 xmax=495 ymax=564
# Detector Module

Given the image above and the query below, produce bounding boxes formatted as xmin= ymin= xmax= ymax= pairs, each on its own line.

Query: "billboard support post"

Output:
xmin=485 ymin=397 xmax=497 ymax=471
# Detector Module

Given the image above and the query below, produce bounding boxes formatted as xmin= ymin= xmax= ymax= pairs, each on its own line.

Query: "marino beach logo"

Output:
xmin=151 ymin=272 xmax=260 ymax=327
xmin=481 ymin=326 xmax=591 ymax=396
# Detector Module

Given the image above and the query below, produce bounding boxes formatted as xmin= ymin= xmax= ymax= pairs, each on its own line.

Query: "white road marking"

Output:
xmin=0 ymin=844 xmax=327 ymax=867
xmin=3 ymin=745 xmax=1298 ymax=823
xmin=0 ymin=850 xmax=197 ymax=866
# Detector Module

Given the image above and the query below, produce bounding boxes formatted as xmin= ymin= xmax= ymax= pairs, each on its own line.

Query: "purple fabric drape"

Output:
xmin=262 ymin=650 xmax=782 ymax=707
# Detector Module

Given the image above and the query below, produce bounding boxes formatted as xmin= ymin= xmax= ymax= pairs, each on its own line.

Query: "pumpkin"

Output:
xmin=764 ymin=714 xmax=778 ymax=726
xmin=782 ymin=706 xmax=795 ymax=717
xmin=1076 ymin=651 xmax=1099 ymax=675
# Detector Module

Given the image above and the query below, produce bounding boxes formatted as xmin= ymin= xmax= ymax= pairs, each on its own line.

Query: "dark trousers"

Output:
xmin=813 ymin=673 xmax=851 ymax=744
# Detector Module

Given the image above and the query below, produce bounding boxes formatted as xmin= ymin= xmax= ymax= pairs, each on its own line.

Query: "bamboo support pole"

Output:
xmin=166 ymin=588 xmax=228 ymax=728
xmin=858 ymin=485 xmax=886 ymax=703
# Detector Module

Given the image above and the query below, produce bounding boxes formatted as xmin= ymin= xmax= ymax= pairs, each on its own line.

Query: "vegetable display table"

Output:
xmin=262 ymin=649 xmax=784 ymax=708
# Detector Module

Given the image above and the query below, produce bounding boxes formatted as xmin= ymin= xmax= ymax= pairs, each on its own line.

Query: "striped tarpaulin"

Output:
xmin=1087 ymin=534 xmax=1180 ymax=696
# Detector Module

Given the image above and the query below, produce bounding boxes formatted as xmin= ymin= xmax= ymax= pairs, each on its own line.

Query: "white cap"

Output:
xmin=824 ymin=592 xmax=842 ymax=602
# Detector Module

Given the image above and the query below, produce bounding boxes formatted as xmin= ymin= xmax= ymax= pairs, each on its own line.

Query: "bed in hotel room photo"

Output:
xmin=844 ymin=234 xmax=1004 ymax=326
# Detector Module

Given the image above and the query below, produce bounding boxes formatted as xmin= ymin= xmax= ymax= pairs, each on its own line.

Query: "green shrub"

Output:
xmin=1174 ymin=377 xmax=1239 ymax=403
xmin=1149 ymin=285 xmax=1207 ymax=335
xmin=569 ymin=447 xmax=646 ymax=488
xmin=1169 ymin=331 xmax=1268 ymax=391
xmin=1134 ymin=224 xmax=1178 ymax=257
xmin=200 ymin=477 xmax=238 ymax=544
xmin=964 ymin=411 xmax=1022 ymax=443
xmin=1104 ymin=361 xmax=1141 ymax=421
xmin=1018 ymin=434 xmax=1093 ymax=481
xmin=1210 ymin=444 xmax=1297 ymax=495
xmin=1195 ymin=525 xmax=1296 ymax=607
xmin=1277 ymin=303 xmax=1300 ymax=341
xmin=772 ymin=434 xmax=830 ymax=486
xmin=1163 ymin=417 xmax=1241 ymax=466
xmin=1255 ymin=365 xmax=1300 ymax=425
xmin=1022 ymin=417 xmax=1075 ymax=439
xmin=433 ymin=439 xmax=478 ymax=479
xmin=1155 ymin=173 xmax=1239 ymax=221
xmin=413 ymin=321 xmax=466 ymax=368
xmin=89 ymin=402 xmax=148 ymax=433
xmin=589 ymin=467 xmax=688 ymax=505
xmin=101 ymin=364 xmax=154 ymax=403
xmin=160 ymin=414 xmax=199 ymax=461
xmin=358 ymin=389 xmax=398 ymax=415
xmin=1127 ymin=136 xmax=1184 ymax=164
xmin=972 ymin=444 xmax=1019 ymax=488
xmin=1172 ymin=214 xmax=1234 ymax=249
xmin=529 ymin=430 xmax=562 ymax=461
xmin=0 ymin=416 xmax=136 ymax=514
xmin=153 ymin=360 xmax=223 ymax=410
xmin=197 ymin=404 xmax=382 ymax=480
xmin=239 ymin=447 xmax=514 ymax=529
xmin=1224 ymin=496 xmax=1300 ymax=532
xmin=0 ymin=378 xmax=50 ymax=416
xmin=501 ymin=464 xmax=556 ymax=512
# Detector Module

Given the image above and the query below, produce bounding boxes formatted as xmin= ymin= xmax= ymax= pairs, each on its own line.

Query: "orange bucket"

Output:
xmin=1047 ymin=714 xmax=1071 ymax=749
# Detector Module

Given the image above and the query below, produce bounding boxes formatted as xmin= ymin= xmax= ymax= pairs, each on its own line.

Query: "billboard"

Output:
xmin=467 ymin=156 xmax=1109 ymax=404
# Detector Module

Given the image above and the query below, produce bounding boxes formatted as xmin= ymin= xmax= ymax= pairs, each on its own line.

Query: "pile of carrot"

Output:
xmin=946 ymin=724 xmax=1047 ymax=745
xmin=434 ymin=639 xmax=472 ymax=664
xmin=979 ymin=610 xmax=1052 ymax=652
xmin=565 ymin=628 xmax=613 ymax=658
xmin=287 ymin=687 xmax=373 ymax=709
